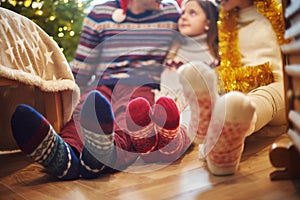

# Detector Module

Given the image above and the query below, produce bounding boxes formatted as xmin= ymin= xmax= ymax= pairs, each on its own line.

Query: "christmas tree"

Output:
xmin=1 ymin=0 xmax=92 ymax=62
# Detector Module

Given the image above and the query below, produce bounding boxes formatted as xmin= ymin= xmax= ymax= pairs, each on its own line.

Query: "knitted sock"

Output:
xmin=79 ymin=91 xmax=115 ymax=179
xmin=126 ymin=97 xmax=158 ymax=163
xmin=178 ymin=61 xmax=219 ymax=144
xmin=11 ymin=104 xmax=79 ymax=180
xmin=152 ymin=96 xmax=182 ymax=162
xmin=203 ymin=91 xmax=256 ymax=176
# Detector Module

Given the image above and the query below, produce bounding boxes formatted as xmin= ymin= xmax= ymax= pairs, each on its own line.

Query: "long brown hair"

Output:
xmin=186 ymin=0 xmax=219 ymax=60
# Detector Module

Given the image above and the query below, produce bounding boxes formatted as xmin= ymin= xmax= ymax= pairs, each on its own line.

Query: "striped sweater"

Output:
xmin=71 ymin=0 xmax=180 ymax=90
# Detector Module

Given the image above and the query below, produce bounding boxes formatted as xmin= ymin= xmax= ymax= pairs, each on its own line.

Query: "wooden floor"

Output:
xmin=1 ymin=125 xmax=300 ymax=200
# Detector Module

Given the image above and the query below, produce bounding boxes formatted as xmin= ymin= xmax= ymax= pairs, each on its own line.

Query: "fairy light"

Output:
xmin=49 ymin=16 xmax=56 ymax=21
xmin=9 ymin=0 xmax=17 ymax=6
xmin=69 ymin=30 xmax=75 ymax=36
xmin=35 ymin=10 xmax=43 ymax=15
xmin=78 ymin=0 xmax=83 ymax=8
xmin=24 ymin=0 xmax=32 ymax=7
xmin=32 ymin=1 xmax=43 ymax=9
xmin=58 ymin=32 xmax=64 ymax=37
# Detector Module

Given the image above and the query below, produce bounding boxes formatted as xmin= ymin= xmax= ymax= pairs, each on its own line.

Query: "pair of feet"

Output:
xmin=126 ymin=95 xmax=187 ymax=163
xmin=10 ymin=91 xmax=115 ymax=180
xmin=83 ymin=91 xmax=185 ymax=164
xmin=178 ymin=61 xmax=257 ymax=175
xmin=10 ymin=90 xmax=185 ymax=180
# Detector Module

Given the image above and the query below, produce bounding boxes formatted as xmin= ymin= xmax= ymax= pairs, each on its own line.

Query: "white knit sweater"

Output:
xmin=157 ymin=33 xmax=217 ymax=112
xmin=238 ymin=6 xmax=283 ymax=81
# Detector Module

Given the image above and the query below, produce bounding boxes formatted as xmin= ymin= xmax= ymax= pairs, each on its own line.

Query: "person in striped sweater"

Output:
xmin=11 ymin=0 xmax=192 ymax=180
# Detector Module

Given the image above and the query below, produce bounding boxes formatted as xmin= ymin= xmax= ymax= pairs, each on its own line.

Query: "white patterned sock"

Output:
xmin=178 ymin=61 xmax=219 ymax=144
xmin=203 ymin=91 xmax=256 ymax=175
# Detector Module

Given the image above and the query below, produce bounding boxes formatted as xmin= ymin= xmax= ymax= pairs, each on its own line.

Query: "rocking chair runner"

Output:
xmin=0 ymin=8 xmax=80 ymax=151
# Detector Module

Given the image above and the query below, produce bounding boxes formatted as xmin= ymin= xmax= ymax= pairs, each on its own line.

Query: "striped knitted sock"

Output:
xmin=11 ymin=104 xmax=79 ymax=180
xmin=79 ymin=91 xmax=115 ymax=179
xmin=152 ymin=96 xmax=181 ymax=162
xmin=126 ymin=97 xmax=158 ymax=163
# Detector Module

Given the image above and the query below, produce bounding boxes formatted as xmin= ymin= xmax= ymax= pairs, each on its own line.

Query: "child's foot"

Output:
xmin=80 ymin=91 xmax=115 ymax=178
xmin=152 ymin=96 xmax=183 ymax=162
xmin=178 ymin=61 xmax=219 ymax=144
xmin=126 ymin=97 xmax=157 ymax=163
xmin=203 ymin=91 xmax=256 ymax=175
xmin=11 ymin=104 xmax=79 ymax=180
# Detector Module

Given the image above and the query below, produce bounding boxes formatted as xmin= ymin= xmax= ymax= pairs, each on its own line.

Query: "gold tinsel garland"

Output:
xmin=254 ymin=0 xmax=288 ymax=46
xmin=217 ymin=62 xmax=274 ymax=94
xmin=216 ymin=0 xmax=288 ymax=94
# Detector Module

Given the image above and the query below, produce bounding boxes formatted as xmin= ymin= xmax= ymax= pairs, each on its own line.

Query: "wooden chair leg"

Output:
xmin=43 ymin=92 xmax=63 ymax=133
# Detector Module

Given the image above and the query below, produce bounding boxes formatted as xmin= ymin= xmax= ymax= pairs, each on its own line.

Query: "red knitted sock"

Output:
xmin=152 ymin=96 xmax=182 ymax=162
xmin=126 ymin=97 xmax=157 ymax=162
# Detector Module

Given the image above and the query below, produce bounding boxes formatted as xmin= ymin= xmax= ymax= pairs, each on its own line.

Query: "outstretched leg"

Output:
xmin=79 ymin=90 xmax=115 ymax=178
xmin=178 ymin=61 xmax=219 ymax=144
xmin=11 ymin=105 xmax=79 ymax=180
xmin=203 ymin=91 xmax=256 ymax=175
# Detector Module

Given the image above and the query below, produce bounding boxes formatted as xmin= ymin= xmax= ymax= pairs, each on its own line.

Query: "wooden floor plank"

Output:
xmin=1 ymin=125 xmax=300 ymax=200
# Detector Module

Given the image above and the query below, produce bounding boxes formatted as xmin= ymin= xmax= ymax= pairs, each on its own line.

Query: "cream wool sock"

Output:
xmin=178 ymin=61 xmax=257 ymax=175
xmin=203 ymin=91 xmax=256 ymax=176
xmin=178 ymin=61 xmax=219 ymax=144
